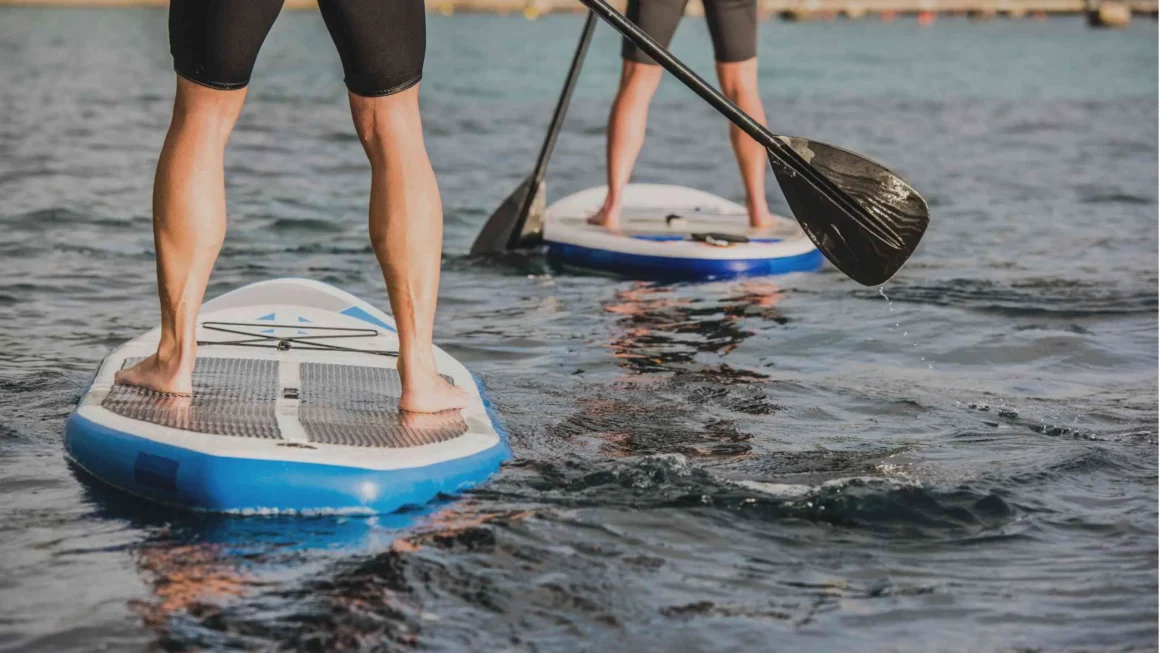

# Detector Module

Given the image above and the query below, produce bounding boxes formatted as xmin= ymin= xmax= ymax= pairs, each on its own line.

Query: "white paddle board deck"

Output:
xmin=64 ymin=278 xmax=509 ymax=515
xmin=542 ymin=184 xmax=824 ymax=280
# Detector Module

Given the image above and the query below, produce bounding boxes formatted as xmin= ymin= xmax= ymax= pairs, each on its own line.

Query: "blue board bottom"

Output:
xmin=545 ymin=242 xmax=825 ymax=280
xmin=64 ymin=376 xmax=510 ymax=515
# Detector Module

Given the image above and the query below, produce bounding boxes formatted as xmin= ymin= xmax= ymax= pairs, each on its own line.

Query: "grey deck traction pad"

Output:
xmin=103 ymin=358 xmax=467 ymax=448
xmin=300 ymin=363 xmax=467 ymax=447
xmin=104 ymin=357 xmax=281 ymax=439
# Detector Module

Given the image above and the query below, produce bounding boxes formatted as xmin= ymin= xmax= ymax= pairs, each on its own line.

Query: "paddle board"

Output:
xmin=542 ymin=184 xmax=824 ymax=280
xmin=64 ymin=278 xmax=509 ymax=515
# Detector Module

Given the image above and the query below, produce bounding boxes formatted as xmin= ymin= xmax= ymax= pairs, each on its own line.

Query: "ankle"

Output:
xmin=397 ymin=352 xmax=437 ymax=379
xmin=155 ymin=342 xmax=196 ymax=371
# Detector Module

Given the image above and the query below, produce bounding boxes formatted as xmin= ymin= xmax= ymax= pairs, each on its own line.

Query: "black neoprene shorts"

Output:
xmin=622 ymin=0 xmax=757 ymax=65
xmin=169 ymin=0 xmax=425 ymax=97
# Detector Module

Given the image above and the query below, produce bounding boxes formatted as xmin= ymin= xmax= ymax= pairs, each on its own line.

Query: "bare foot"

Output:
xmin=398 ymin=409 xmax=463 ymax=435
xmin=748 ymin=208 xmax=779 ymax=230
xmin=586 ymin=197 xmax=621 ymax=231
xmin=398 ymin=368 xmax=469 ymax=414
xmin=114 ymin=353 xmax=194 ymax=396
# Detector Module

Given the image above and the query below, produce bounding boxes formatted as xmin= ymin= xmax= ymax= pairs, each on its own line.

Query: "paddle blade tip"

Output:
xmin=769 ymin=143 xmax=930 ymax=286
xmin=470 ymin=176 xmax=545 ymax=255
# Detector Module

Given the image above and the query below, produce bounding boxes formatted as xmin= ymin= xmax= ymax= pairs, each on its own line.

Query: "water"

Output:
xmin=1 ymin=8 xmax=1156 ymax=652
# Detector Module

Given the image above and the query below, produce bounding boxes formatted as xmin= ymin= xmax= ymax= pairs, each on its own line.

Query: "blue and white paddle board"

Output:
xmin=64 ymin=278 xmax=509 ymax=515
xmin=542 ymin=184 xmax=824 ymax=280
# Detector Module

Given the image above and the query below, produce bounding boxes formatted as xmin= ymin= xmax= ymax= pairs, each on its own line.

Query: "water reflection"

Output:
xmin=544 ymin=279 xmax=790 ymax=458
xmin=602 ymin=279 xmax=788 ymax=375
xmin=125 ymin=497 xmax=533 ymax=649
xmin=74 ymin=469 xmax=446 ymax=637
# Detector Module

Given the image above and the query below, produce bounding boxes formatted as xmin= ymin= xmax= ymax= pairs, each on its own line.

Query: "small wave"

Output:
xmin=0 ymin=371 xmax=72 ymax=394
xmin=863 ymin=278 xmax=1157 ymax=317
xmin=267 ymin=217 xmax=345 ymax=234
xmin=1025 ymin=446 xmax=1153 ymax=481
xmin=1078 ymin=191 xmax=1154 ymax=205
xmin=519 ymin=455 xmax=1017 ymax=538
xmin=713 ymin=476 xmax=1017 ymax=536
xmin=732 ymin=479 xmax=814 ymax=499
xmin=0 ymin=424 xmax=31 ymax=443
xmin=444 ymin=250 xmax=551 ymax=277
xmin=217 ymin=243 xmax=374 ymax=257
xmin=8 ymin=207 xmax=137 ymax=231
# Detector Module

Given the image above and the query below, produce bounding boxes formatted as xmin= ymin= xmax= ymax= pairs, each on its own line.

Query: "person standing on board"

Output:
xmin=114 ymin=0 xmax=467 ymax=414
xmin=588 ymin=0 xmax=776 ymax=230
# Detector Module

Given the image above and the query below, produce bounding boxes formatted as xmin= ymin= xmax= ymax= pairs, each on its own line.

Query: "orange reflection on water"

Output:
xmin=602 ymin=279 xmax=786 ymax=376
xmin=390 ymin=501 xmax=534 ymax=553
xmin=131 ymin=542 xmax=250 ymax=627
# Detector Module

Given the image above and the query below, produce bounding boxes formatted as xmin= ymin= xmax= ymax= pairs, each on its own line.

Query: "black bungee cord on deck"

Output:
xmin=197 ymin=322 xmax=398 ymax=357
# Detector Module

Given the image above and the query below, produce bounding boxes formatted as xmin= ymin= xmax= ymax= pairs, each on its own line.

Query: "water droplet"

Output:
xmin=879 ymin=285 xmax=894 ymax=312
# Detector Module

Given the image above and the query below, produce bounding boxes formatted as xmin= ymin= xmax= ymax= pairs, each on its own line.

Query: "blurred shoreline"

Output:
xmin=0 ymin=0 xmax=1156 ymax=24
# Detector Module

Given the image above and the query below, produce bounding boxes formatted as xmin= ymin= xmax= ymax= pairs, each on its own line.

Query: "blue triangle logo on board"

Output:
xmin=257 ymin=313 xmax=276 ymax=321
xmin=298 ymin=317 xmax=311 ymax=323
xmin=261 ymin=328 xmax=276 ymax=334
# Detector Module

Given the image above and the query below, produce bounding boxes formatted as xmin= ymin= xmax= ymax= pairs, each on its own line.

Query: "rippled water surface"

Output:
xmin=1 ymin=8 xmax=1157 ymax=652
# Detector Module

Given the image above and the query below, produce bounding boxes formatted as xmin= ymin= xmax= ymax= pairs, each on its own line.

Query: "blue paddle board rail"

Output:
xmin=546 ymin=242 xmax=824 ymax=281
xmin=65 ymin=413 xmax=509 ymax=515
xmin=630 ymin=235 xmax=783 ymax=243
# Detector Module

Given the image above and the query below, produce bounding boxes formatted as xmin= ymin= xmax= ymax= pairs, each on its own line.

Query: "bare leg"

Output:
xmin=349 ymin=86 xmax=467 ymax=414
xmin=588 ymin=61 xmax=664 ymax=231
xmin=716 ymin=58 xmax=776 ymax=229
xmin=115 ymin=78 xmax=246 ymax=395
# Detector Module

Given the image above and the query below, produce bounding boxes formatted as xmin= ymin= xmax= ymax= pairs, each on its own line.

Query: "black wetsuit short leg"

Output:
xmin=169 ymin=0 xmax=284 ymax=91
xmin=622 ymin=0 xmax=687 ymax=65
xmin=169 ymin=0 xmax=425 ymax=98
xmin=622 ymin=0 xmax=758 ymax=65
xmin=316 ymin=0 xmax=426 ymax=97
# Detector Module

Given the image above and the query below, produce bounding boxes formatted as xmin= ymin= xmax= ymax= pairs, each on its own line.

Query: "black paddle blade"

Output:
xmin=770 ymin=137 xmax=929 ymax=286
xmin=469 ymin=176 xmax=547 ymax=255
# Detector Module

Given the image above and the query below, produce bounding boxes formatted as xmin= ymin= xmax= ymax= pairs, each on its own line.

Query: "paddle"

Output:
xmin=470 ymin=11 xmax=599 ymax=255
xmin=576 ymin=0 xmax=930 ymax=286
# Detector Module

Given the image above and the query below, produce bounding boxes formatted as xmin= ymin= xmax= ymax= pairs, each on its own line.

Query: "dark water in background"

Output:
xmin=1 ymin=7 xmax=1157 ymax=651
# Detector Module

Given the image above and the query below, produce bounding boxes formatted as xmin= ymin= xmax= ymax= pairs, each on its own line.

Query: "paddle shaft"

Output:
xmin=575 ymin=0 xmax=867 ymax=221
xmin=531 ymin=11 xmax=598 ymax=186
xmin=468 ymin=12 xmax=598 ymax=254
